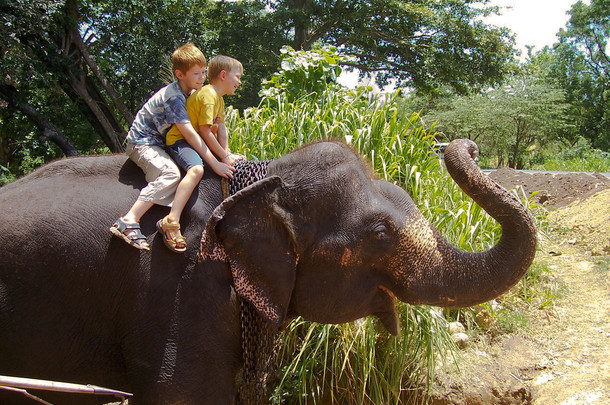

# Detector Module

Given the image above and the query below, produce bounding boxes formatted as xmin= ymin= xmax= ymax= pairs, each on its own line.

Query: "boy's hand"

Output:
xmin=230 ymin=153 xmax=246 ymax=162
xmin=222 ymin=154 xmax=236 ymax=166
xmin=222 ymin=153 xmax=246 ymax=166
xmin=212 ymin=161 xmax=235 ymax=179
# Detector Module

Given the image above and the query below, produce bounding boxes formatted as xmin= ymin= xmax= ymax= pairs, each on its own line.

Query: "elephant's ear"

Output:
xmin=200 ymin=176 xmax=297 ymax=328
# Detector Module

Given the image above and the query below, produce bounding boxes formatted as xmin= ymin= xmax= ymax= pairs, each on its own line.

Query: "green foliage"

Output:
xmin=533 ymin=0 xmax=610 ymax=150
xmin=420 ymin=69 xmax=572 ymax=169
xmin=208 ymin=0 xmax=286 ymax=109
xmin=263 ymin=0 xmax=514 ymax=94
xmin=529 ymin=136 xmax=610 ymax=172
xmin=260 ymin=44 xmax=350 ymax=102
xmin=271 ymin=306 xmax=455 ymax=404
xmin=0 ymin=165 xmax=16 ymax=187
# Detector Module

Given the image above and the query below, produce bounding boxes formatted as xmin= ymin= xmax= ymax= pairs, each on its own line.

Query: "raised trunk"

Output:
xmin=397 ymin=139 xmax=537 ymax=307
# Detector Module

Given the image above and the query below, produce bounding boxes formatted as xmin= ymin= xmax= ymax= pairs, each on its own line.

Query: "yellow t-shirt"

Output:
xmin=166 ymin=84 xmax=225 ymax=146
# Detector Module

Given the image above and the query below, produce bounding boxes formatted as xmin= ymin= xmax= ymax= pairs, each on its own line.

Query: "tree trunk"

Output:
xmin=59 ymin=24 xmax=126 ymax=153
xmin=0 ymin=84 xmax=80 ymax=157
xmin=7 ymin=0 xmax=128 ymax=153
xmin=72 ymin=32 xmax=134 ymax=125
xmin=288 ymin=0 xmax=314 ymax=50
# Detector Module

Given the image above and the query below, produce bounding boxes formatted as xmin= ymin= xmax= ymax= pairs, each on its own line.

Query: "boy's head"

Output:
xmin=172 ymin=42 xmax=206 ymax=74
xmin=207 ymin=55 xmax=243 ymax=83
xmin=207 ymin=55 xmax=243 ymax=96
xmin=173 ymin=43 xmax=207 ymax=93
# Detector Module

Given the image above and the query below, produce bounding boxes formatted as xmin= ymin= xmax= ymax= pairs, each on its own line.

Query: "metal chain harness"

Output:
xmin=221 ymin=160 xmax=280 ymax=405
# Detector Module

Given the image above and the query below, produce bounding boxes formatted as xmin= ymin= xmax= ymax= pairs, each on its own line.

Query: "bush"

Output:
xmin=529 ymin=136 xmax=610 ymax=172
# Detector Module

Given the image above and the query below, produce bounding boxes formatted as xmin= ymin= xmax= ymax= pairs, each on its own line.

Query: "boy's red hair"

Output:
xmin=172 ymin=42 xmax=206 ymax=74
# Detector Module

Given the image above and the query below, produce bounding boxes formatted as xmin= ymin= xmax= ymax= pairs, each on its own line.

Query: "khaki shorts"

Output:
xmin=126 ymin=143 xmax=181 ymax=207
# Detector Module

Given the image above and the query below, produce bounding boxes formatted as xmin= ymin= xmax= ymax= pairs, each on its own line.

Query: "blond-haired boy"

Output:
xmin=166 ymin=55 xmax=244 ymax=167
xmin=162 ymin=55 xmax=243 ymax=251
xmin=110 ymin=43 xmax=234 ymax=252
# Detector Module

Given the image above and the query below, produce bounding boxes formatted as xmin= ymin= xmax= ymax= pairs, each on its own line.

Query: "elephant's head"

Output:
xmin=200 ymin=140 xmax=537 ymax=335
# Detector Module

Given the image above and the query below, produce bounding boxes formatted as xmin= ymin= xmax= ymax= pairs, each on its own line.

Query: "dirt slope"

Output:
xmin=429 ymin=170 xmax=610 ymax=405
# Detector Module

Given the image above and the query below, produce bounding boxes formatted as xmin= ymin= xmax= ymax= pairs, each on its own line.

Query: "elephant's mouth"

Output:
xmin=374 ymin=285 xmax=400 ymax=335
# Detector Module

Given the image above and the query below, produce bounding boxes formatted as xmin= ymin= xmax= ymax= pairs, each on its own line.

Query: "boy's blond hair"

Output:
xmin=172 ymin=42 xmax=206 ymax=74
xmin=207 ymin=55 xmax=242 ymax=82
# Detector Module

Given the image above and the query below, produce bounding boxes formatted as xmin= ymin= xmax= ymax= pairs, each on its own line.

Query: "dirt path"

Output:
xmin=531 ymin=235 xmax=610 ymax=404
xmin=429 ymin=173 xmax=610 ymax=405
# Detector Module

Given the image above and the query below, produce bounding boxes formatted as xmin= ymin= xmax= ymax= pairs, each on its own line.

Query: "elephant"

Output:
xmin=0 ymin=139 xmax=537 ymax=404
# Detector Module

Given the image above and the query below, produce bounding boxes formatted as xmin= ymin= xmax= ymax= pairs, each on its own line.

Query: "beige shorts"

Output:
xmin=126 ymin=143 xmax=181 ymax=207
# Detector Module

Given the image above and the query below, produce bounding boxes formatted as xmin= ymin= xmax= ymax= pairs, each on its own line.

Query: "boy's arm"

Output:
xmin=217 ymin=123 xmax=229 ymax=152
xmin=200 ymin=124 xmax=234 ymax=166
xmin=174 ymin=122 xmax=235 ymax=179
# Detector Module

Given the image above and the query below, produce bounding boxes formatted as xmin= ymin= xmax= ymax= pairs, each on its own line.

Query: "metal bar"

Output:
xmin=0 ymin=375 xmax=132 ymax=398
xmin=0 ymin=386 xmax=54 ymax=405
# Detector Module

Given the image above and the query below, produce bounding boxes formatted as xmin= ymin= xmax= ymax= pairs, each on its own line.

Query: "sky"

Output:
xmin=486 ymin=0 xmax=580 ymax=56
xmin=338 ymin=0 xmax=581 ymax=88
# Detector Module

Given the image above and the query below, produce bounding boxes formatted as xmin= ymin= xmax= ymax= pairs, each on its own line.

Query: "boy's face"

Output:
xmin=223 ymin=68 xmax=242 ymax=95
xmin=176 ymin=64 xmax=206 ymax=93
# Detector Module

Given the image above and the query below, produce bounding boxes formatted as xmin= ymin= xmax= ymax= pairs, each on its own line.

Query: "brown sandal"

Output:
xmin=156 ymin=216 xmax=187 ymax=253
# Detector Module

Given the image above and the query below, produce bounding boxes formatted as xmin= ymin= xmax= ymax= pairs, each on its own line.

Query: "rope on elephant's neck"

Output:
xmin=221 ymin=160 xmax=279 ymax=405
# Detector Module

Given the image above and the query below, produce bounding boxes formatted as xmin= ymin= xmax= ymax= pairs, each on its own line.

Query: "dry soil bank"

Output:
xmin=429 ymin=170 xmax=610 ymax=405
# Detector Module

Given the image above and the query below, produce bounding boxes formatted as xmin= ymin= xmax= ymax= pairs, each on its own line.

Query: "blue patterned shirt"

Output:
xmin=126 ymin=81 xmax=191 ymax=147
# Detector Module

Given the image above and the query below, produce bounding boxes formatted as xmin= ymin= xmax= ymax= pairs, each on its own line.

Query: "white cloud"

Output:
xmin=486 ymin=0 xmax=582 ymax=56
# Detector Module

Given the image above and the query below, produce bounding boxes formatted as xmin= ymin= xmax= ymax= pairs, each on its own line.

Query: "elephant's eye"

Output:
xmin=373 ymin=224 xmax=390 ymax=241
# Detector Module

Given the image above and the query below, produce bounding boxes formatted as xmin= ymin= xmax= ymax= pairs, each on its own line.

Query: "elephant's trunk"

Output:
xmin=394 ymin=139 xmax=537 ymax=307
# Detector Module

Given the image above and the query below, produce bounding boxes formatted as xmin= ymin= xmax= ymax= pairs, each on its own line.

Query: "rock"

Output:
xmin=452 ymin=332 xmax=469 ymax=348
xmin=448 ymin=321 xmax=465 ymax=334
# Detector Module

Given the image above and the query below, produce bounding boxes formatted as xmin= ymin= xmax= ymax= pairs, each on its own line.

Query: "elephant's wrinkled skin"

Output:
xmin=0 ymin=140 xmax=536 ymax=404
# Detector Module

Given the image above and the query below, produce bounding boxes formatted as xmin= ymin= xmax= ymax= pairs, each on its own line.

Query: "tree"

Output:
xmin=259 ymin=44 xmax=349 ymax=103
xmin=205 ymin=0 xmax=286 ymax=109
xmin=81 ymin=0 xmax=216 ymax=112
xmin=1 ymin=0 xmax=80 ymax=161
xmin=264 ymin=0 xmax=515 ymax=93
xmin=424 ymin=70 xmax=571 ymax=169
xmin=0 ymin=82 xmax=80 ymax=157
xmin=542 ymin=0 xmax=610 ymax=150
xmin=1 ymin=0 xmax=129 ymax=156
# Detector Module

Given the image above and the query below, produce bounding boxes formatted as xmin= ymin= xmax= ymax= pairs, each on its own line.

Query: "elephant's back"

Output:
xmin=0 ymin=155 xmax=149 ymax=259
xmin=4 ymin=154 xmax=130 ymax=185
xmin=0 ymin=154 xmax=143 ymax=203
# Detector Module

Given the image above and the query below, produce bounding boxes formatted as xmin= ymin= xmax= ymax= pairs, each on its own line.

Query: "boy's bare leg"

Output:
xmin=167 ymin=165 xmax=204 ymax=224
xmin=122 ymin=200 xmax=155 ymax=224
xmin=157 ymin=165 xmax=204 ymax=252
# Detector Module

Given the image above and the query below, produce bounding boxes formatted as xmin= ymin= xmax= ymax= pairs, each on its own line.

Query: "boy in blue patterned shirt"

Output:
xmin=110 ymin=42 xmax=234 ymax=251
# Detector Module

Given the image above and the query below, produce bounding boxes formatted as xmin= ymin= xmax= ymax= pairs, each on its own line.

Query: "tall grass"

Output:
xmin=226 ymin=85 xmax=506 ymax=403
xmin=227 ymin=88 xmax=442 ymax=199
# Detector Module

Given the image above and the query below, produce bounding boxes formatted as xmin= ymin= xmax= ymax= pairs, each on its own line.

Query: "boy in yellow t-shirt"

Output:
xmin=167 ymin=55 xmax=243 ymax=164
xmin=164 ymin=55 xmax=243 ymax=250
